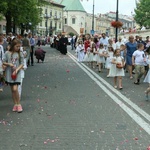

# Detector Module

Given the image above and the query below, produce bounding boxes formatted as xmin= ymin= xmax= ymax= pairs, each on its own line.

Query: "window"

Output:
xmin=59 ymin=22 xmax=61 ymax=29
xmin=55 ymin=22 xmax=57 ymax=30
xmin=40 ymin=21 xmax=42 ymax=26
xmin=55 ymin=11 xmax=57 ymax=17
xmin=59 ymin=12 xmax=61 ymax=18
xmin=50 ymin=21 xmax=52 ymax=28
xmin=50 ymin=10 xmax=52 ymax=17
xmin=72 ymin=18 xmax=75 ymax=24
xmin=65 ymin=18 xmax=67 ymax=24
xmin=45 ymin=9 xmax=47 ymax=14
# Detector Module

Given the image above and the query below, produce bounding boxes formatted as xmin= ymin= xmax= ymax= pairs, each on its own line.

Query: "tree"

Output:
xmin=0 ymin=0 xmax=48 ymax=34
xmin=134 ymin=0 xmax=150 ymax=28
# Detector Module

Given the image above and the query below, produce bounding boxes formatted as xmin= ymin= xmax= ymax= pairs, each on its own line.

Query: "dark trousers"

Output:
xmin=28 ymin=46 xmax=34 ymax=65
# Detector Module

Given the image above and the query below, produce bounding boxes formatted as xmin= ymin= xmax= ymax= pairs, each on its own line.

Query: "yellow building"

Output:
xmin=96 ymin=14 xmax=114 ymax=36
xmin=37 ymin=1 xmax=65 ymax=36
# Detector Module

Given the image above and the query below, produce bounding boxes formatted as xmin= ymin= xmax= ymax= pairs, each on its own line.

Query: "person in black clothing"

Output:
xmin=137 ymin=35 xmax=146 ymax=48
xmin=59 ymin=35 xmax=68 ymax=55
xmin=28 ymin=33 xmax=35 ymax=66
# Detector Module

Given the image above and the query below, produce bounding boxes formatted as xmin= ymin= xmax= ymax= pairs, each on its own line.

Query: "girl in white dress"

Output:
xmin=88 ymin=42 xmax=95 ymax=68
xmin=83 ymin=47 xmax=90 ymax=64
xmin=75 ymin=40 xmax=84 ymax=62
xmin=143 ymin=55 xmax=150 ymax=100
xmin=105 ymin=46 xmax=114 ymax=77
xmin=18 ymin=46 xmax=27 ymax=100
xmin=93 ymin=43 xmax=98 ymax=68
xmin=108 ymin=49 xmax=125 ymax=89
xmin=97 ymin=43 xmax=105 ymax=72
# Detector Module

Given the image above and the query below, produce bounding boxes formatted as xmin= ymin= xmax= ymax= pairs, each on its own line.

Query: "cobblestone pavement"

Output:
xmin=0 ymin=45 xmax=150 ymax=150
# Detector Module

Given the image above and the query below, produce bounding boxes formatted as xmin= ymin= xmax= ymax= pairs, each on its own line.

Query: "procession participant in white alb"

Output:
xmin=75 ymin=40 xmax=84 ymax=62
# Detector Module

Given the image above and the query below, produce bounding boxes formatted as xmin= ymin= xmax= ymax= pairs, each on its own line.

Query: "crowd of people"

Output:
xmin=48 ymin=32 xmax=150 ymax=100
xmin=73 ymin=33 xmax=150 ymax=99
xmin=0 ymin=31 xmax=150 ymax=113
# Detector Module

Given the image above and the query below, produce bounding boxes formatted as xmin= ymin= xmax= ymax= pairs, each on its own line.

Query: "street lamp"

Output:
xmin=115 ymin=0 xmax=119 ymax=42
xmin=44 ymin=14 xmax=49 ymax=36
xmin=81 ymin=0 xmax=95 ymax=35
xmin=92 ymin=0 xmax=95 ymax=35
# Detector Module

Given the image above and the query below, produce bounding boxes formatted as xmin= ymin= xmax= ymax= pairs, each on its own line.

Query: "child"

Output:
xmin=108 ymin=49 xmax=125 ymax=89
xmin=143 ymin=55 xmax=150 ymax=101
xmin=88 ymin=42 xmax=95 ymax=68
xmin=18 ymin=46 xmax=27 ymax=100
xmin=97 ymin=43 xmax=105 ymax=72
xmin=83 ymin=47 xmax=90 ymax=64
xmin=105 ymin=45 xmax=114 ymax=77
xmin=0 ymin=36 xmax=5 ymax=92
xmin=3 ymin=39 xmax=24 ymax=113
xmin=75 ymin=40 xmax=84 ymax=62
xmin=132 ymin=43 xmax=145 ymax=84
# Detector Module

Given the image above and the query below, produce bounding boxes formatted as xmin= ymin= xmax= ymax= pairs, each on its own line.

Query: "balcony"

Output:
xmin=54 ymin=16 xmax=60 ymax=20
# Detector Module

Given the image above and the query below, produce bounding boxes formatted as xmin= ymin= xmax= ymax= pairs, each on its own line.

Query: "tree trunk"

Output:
xmin=5 ymin=11 xmax=12 ymax=34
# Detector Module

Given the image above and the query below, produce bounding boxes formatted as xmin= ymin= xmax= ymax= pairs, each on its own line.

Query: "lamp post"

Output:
xmin=44 ymin=14 xmax=49 ymax=36
xmin=115 ymin=0 xmax=119 ymax=42
xmin=92 ymin=0 xmax=95 ymax=35
xmin=81 ymin=0 xmax=95 ymax=35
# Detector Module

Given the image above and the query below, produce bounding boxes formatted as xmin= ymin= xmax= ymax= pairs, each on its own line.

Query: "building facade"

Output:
xmin=0 ymin=19 xmax=6 ymax=34
xmin=37 ymin=1 xmax=65 ymax=36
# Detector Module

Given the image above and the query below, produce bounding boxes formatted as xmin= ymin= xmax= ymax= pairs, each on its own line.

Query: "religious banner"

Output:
xmin=80 ymin=28 xmax=84 ymax=34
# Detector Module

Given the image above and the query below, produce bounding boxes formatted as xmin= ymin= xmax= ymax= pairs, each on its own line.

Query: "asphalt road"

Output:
xmin=0 ymin=45 xmax=150 ymax=150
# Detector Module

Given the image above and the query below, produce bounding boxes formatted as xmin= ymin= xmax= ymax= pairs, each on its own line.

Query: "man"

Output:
xmin=99 ymin=33 xmax=109 ymax=49
xmin=29 ymin=33 xmax=35 ymax=66
xmin=116 ymin=37 xmax=124 ymax=49
xmin=59 ymin=34 xmax=68 ymax=55
xmin=137 ymin=35 xmax=146 ymax=48
xmin=22 ymin=33 xmax=30 ymax=66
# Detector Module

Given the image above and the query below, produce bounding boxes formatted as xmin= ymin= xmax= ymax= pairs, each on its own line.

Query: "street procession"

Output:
xmin=0 ymin=0 xmax=150 ymax=149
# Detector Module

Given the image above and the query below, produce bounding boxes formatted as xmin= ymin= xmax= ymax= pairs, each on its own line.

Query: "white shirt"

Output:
xmin=99 ymin=37 xmax=109 ymax=46
xmin=0 ymin=45 xmax=4 ymax=66
xmin=132 ymin=50 xmax=145 ymax=65
xmin=116 ymin=41 xmax=124 ymax=49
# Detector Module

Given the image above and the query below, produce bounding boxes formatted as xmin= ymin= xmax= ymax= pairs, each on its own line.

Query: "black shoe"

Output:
xmin=134 ymin=82 xmax=139 ymax=85
xmin=119 ymin=87 xmax=123 ymax=90
xmin=137 ymin=79 xmax=140 ymax=83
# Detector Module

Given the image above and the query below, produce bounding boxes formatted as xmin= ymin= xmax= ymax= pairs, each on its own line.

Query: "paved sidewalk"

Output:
xmin=0 ymin=46 xmax=150 ymax=150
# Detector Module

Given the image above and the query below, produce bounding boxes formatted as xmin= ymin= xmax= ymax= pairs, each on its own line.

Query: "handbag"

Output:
xmin=11 ymin=71 xmax=17 ymax=80
xmin=116 ymin=63 xmax=123 ymax=69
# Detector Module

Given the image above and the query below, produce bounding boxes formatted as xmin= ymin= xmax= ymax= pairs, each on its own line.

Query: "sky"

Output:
xmin=80 ymin=0 xmax=136 ymax=16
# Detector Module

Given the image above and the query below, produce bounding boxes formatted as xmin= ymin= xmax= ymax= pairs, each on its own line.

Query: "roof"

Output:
xmin=54 ymin=0 xmax=86 ymax=12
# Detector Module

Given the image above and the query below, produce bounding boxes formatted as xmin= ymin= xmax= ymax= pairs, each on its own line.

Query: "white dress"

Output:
xmin=97 ymin=48 xmax=105 ymax=63
xmin=93 ymin=48 xmax=97 ymax=62
xmin=83 ymin=47 xmax=90 ymax=62
xmin=144 ymin=57 xmax=150 ymax=83
xmin=108 ymin=56 xmax=125 ymax=77
xmin=105 ymin=51 xmax=114 ymax=69
xmin=144 ymin=70 xmax=150 ymax=83
xmin=75 ymin=44 xmax=84 ymax=62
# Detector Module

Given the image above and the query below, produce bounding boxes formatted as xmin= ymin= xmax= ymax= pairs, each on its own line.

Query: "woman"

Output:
xmin=125 ymin=35 xmax=137 ymax=79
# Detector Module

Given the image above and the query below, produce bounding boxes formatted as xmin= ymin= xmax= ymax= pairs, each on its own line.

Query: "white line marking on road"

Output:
xmin=68 ymin=52 xmax=150 ymax=135
xmin=69 ymin=52 xmax=150 ymax=123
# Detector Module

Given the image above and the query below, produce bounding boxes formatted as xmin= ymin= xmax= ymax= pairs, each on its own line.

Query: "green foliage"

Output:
xmin=68 ymin=32 xmax=74 ymax=37
xmin=0 ymin=0 xmax=48 ymax=33
xmin=134 ymin=0 xmax=150 ymax=28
